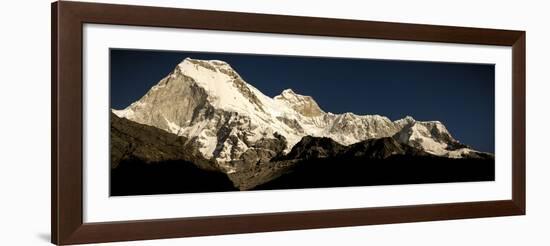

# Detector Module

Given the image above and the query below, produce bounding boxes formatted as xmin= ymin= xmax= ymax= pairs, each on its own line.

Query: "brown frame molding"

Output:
xmin=52 ymin=1 xmax=525 ymax=245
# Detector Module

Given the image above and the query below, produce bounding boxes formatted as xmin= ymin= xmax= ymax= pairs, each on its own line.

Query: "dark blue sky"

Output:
xmin=110 ymin=49 xmax=495 ymax=153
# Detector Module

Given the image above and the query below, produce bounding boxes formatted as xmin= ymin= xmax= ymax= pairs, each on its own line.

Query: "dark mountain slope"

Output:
xmin=110 ymin=113 xmax=236 ymax=195
xmin=110 ymin=114 xmax=494 ymax=194
xmin=254 ymin=136 xmax=494 ymax=190
xmin=111 ymin=159 xmax=237 ymax=196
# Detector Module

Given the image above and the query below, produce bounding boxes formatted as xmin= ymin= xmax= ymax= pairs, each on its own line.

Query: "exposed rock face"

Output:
xmin=111 ymin=57 xmax=493 ymax=191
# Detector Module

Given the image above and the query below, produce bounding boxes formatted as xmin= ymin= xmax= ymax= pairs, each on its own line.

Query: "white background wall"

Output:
xmin=0 ymin=0 xmax=548 ymax=245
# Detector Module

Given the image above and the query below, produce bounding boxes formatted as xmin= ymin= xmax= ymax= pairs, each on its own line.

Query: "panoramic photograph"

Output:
xmin=109 ymin=49 xmax=495 ymax=196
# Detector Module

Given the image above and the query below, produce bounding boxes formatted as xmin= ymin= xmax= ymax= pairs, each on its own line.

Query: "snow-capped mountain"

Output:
xmin=113 ymin=58 xmax=487 ymax=173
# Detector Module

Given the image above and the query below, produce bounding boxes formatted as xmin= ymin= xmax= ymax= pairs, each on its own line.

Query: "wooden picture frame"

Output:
xmin=52 ymin=1 xmax=525 ymax=245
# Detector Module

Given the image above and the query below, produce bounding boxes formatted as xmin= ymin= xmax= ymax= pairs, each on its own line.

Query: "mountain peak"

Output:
xmin=394 ymin=115 xmax=416 ymax=127
xmin=180 ymin=57 xmax=230 ymax=66
xmin=281 ymin=88 xmax=296 ymax=96
xmin=274 ymin=89 xmax=324 ymax=117
xmin=177 ymin=58 xmax=233 ymax=74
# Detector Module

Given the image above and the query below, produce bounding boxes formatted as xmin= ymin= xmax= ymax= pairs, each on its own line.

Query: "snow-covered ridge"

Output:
xmin=113 ymin=58 xmax=487 ymax=171
xmin=274 ymin=89 xmax=325 ymax=117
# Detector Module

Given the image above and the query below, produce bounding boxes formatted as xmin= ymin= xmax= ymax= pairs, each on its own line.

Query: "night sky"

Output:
xmin=110 ymin=49 xmax=495 ymax=153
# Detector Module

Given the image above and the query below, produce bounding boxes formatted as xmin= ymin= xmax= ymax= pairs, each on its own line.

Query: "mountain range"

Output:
xmin=110 ymin=58 xmax=494 ymax=194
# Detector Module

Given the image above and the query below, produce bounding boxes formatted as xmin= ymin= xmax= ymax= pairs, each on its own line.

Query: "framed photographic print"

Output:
xmin=52 ymin=1 xmax=525 ymax=245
